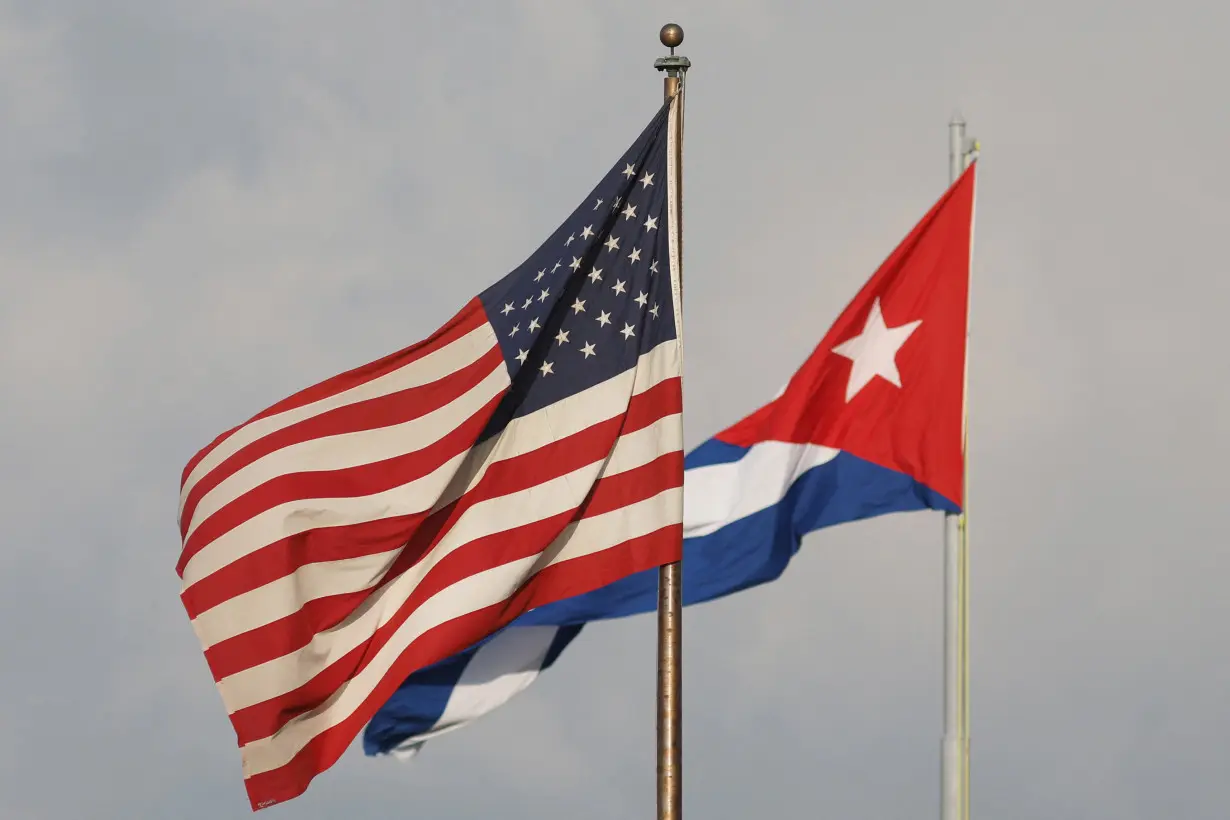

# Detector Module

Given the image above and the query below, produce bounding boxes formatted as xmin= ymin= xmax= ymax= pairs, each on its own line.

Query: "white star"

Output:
xmin=522 ymin=297 xmax=533 ymax=309
xmin=588 ymin=267 xmax=603 ymax=283
xmin=612 ymin=279 xmax=627 ymax=295
xmin=628 ymin=247 xmax=642 ymax=264
xmin=639 ymin=171 xmax=654 ymax=188
xmin=515 ymin=348 xmax=529 ymax=364
xmin=569 ymin=256 xmax=582 ymax=271
xmin=604 ymin=235 xmax=621 ymax=252
xmin=509 ymin=323 xmax=521 ymax=337
xmin=622 ymin=203 xmax=638 ymax=221
xmin=580 ymin=341 xmax=596 ymax=358
xmin=622 ymin=163 xmax=636 ymax=178
xmin=634 ymin=291 xmax=648 ymax=308
xmin=528 ymin=318 xmax=542 ymax=333
xmin=552 ymin=261 xmax=562 ymax=273
xmin=650 ymin=303 xmax=660 ymax=319
xmin=613 ymin=195 xmax=623 ymax=209
xmin=620 ymin=323 xmax=636 ymax=339
xmin=538 ymin=288 xmax=550 ymax=303
xmin=534 ymin=269 xmax=546 ymax=282
xmin=644 ymin=215 xmax=658 ymax=231
xmin=593 ymin=198 xmax=603 ymax=210
xmin=565 ymin=233 xmax=576 ymax=246
xmin=596 ymin=310 xmax=612 ymax=327
xmin=555 ymin=329 xmax=570 ymax=345
xmin=581 ymin=225 xmax=595 ymax=240
xmin=571 ymin=297 xmax=586 ymax=314
xmin=540 ymin=361 xmax=554 ymax=376
xmin=650 ymin=260 xmax=659 ymax=274
xmin=501 ymin=302 xmax=515 ymax=316
xmin=830 ymin=297 xmax=922 ymax=402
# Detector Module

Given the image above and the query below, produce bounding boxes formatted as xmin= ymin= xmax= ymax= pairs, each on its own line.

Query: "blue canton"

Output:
xmin=478 ymin=103 xmax=676 ymax=436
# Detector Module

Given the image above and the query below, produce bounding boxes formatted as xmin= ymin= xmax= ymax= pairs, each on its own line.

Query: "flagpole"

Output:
xmin=942 ymin=113 xmax=977 ymax=820
xmin=961 ymin=131 xmax=979 ymax=820
xmin=654 ymin=22 xmax=689 ymax=820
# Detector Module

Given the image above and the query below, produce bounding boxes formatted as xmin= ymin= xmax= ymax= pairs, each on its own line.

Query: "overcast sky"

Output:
xmin=2 ymin=1 xmax=1228 ymax=818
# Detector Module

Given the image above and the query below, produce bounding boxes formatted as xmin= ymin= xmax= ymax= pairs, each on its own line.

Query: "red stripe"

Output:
xmin=212 ymin=451 xmax=681 ymax=706
xmin=381 ymin=378 xmax=680 ymax=576
xmin=183 ymin=377 xmax=681 ymax=613
xmin=621 ymin=377 xmax=682 ymax=434
xmin=183 ymin=348 xmax=683 ymax=809
xmin=178 ymin=387 xmax=504 ymax=584
xmin=222 ymin=510 xmax=579 ymax=741
xmin=239 ymin=524 xmax=682 ymax=812
xmin=180 ymin=346 xmax=503 ymax=540
xmin=181 ymin=513 xmax=425 ymax=623
xmin=580 ymin=450 xmax=683 ymax=520
xmin=197 ymin=392 xmax=680 ymax=681
xmin=501 ymin=523 xmax=683 ymax=619
xmin=240 ymin=603 xmax=511 ymax=810
xmin=180 ymin=299 xmax=489 ymax=497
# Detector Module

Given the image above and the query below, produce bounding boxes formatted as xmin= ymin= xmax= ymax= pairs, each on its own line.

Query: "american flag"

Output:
xmin=176 ymin=97 xmax=684 ymax=810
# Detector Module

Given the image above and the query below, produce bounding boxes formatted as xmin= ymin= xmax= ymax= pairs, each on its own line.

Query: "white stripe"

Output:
xmin=179 ymin=322 xmax=499 ymax=518
xmin=382 ymin=439 xmax=817 ymax=761
xmin=386 ymin=625 xmax=563 ymax=760
xmin=199 ymin=462 xmax=592 ymax=658
xmin=385 ymin=440 xmax=824 ymax=762
xmin=181 ymin=447 xmax=472 ymax=592
xmin=238 ymin=485 xmax=683 ymax=778
xmin=189 ymin=548 xmax=400 ymax=650
xmin=665 ymin=93 xmax=684 ymax=344
xmin=682 ymin=441 xmax=839 ymax=538
xmin=599 ymin=412 xmax=681 ymax=476
xmin=630 ymin=336 xmax=681 ymax=399
xmin=189 ymin=408 xmax=681 ymax=651
xmin=541 ymin=486 xmax=682 ymax=570
xmin=181 ymin=340 xmax=680 ymax=593
xmin=428 ymin=338 xmax=681 ymax=513
xmin=238 ymin=555 xmax=539 ymax=776
xmin=205 ymin=404 xmax=680 ymax=675
xmin=183 ymin=362 xmax=509 ymax=545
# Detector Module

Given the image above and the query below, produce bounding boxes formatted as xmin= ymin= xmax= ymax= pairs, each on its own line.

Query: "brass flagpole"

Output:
xmin=654 ymin=22 xmax=689 ymax=820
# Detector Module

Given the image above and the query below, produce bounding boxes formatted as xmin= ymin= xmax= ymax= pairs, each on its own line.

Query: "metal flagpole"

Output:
xmin=942 ymin=113 xmax=977 ymax=820
xmin=654 ymin=22 xmax=689 ymax=820
xmin=960 ymin=129 xmax=979 ymax=820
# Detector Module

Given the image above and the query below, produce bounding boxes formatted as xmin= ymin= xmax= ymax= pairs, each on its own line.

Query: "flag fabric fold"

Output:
xmin=363 ymin=624 xmax=583 ymax=761
xmin=364 ymin=162 xmax=977 ymax=759
xmin=177 ymin=97 xmax=685 ymax=810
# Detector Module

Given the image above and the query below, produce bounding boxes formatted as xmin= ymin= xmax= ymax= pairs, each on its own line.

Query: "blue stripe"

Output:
xmin=363 ymin=448 xmax=956 ymax=757
xmin=362 ymin=624 xmax=584 ymax=757
xmin=681 ymin=437 xmax=749 ymax=469
xmin=515 ymin=449 xmax=956 ymax=627
xmin=361 ymin=643 xmax=475 ymax=756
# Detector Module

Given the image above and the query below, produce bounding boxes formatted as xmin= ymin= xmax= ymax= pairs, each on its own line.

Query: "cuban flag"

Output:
xmin=364 ymin=162 xmax=977 ymax=760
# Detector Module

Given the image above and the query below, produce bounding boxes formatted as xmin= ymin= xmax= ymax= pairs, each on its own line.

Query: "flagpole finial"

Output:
xmin=659 ymin=23 xmax=684 ymax=50
xmin=654 ymin=24 xmax=690 ymax=77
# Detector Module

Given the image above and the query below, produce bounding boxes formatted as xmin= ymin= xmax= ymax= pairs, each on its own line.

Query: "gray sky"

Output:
xmin=2 ymin=1 xmax=1228 ymax=817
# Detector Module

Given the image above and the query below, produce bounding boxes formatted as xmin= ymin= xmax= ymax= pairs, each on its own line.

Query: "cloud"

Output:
xmin=2 ymin=1 xmax=1228 ymax=818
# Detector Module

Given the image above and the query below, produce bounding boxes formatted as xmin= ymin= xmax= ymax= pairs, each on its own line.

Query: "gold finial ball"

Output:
xmin=659 ymin=23 xmax=684 ymax=49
